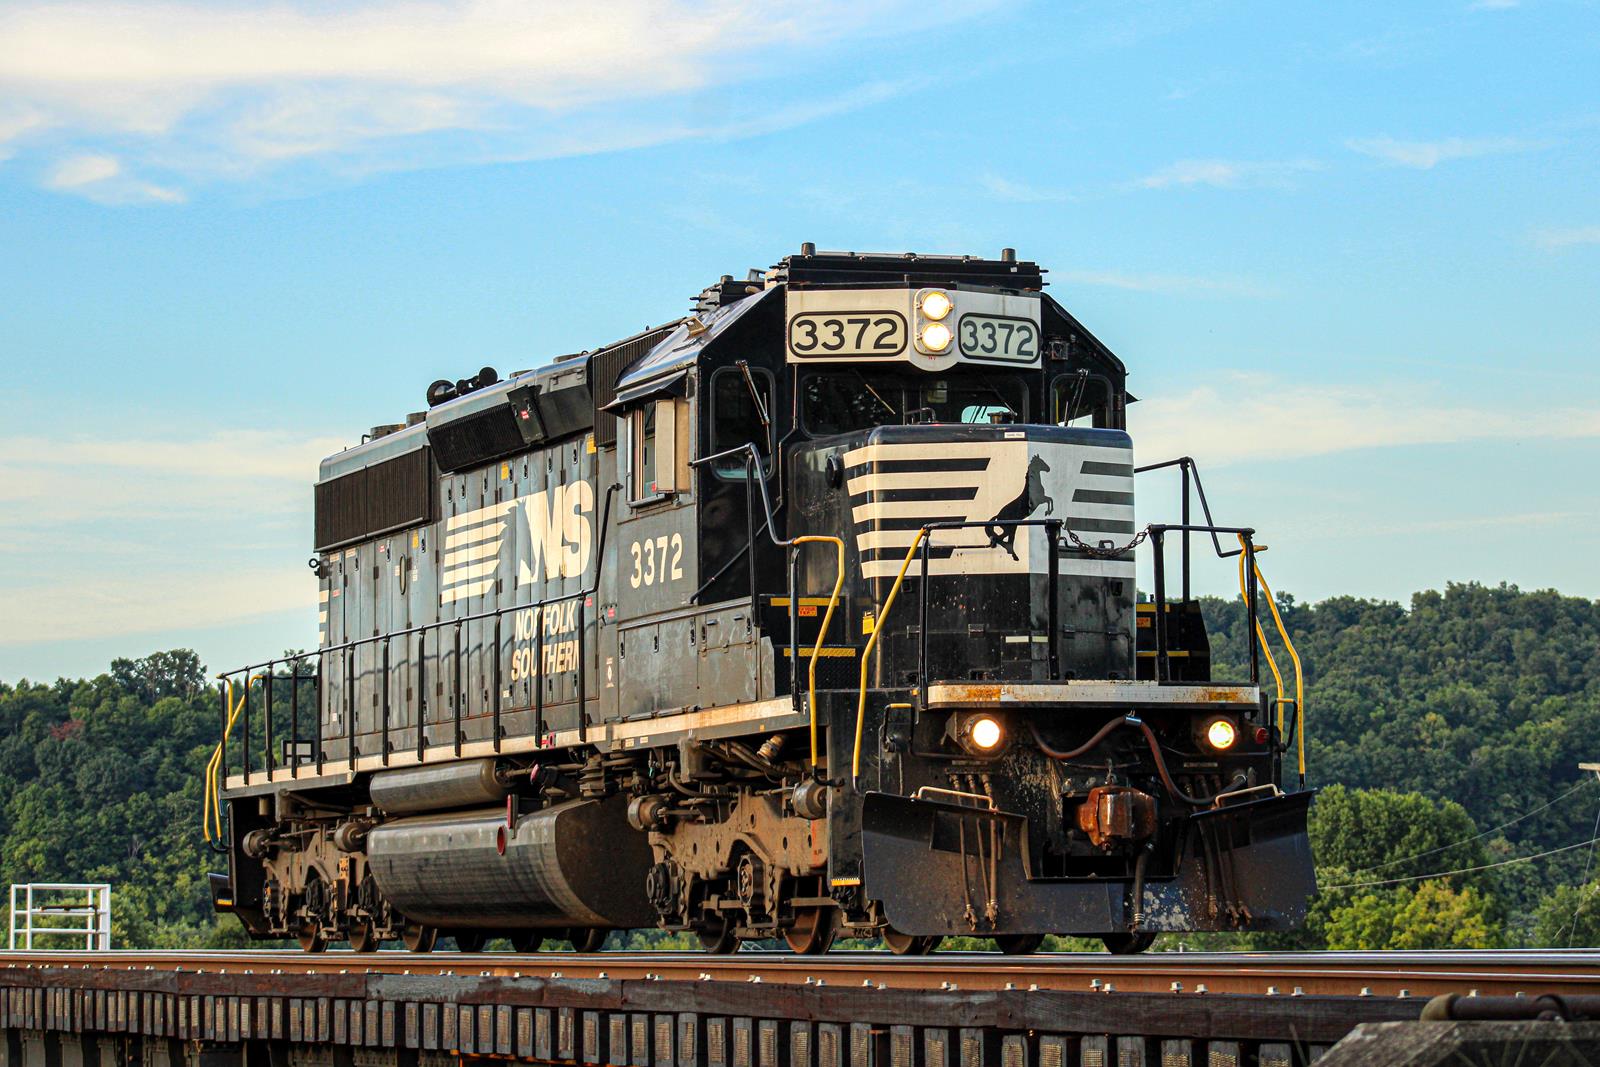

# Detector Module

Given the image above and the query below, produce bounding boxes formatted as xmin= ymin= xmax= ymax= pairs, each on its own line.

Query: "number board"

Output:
xmin=787 ymin=311 xmax=906 ymax=358
xmin=958 ymin=315 xmax=1038 ymax=363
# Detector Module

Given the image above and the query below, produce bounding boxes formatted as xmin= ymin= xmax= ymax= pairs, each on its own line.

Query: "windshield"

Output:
xmin=801 ymin=372 xmax=1028 ymax=437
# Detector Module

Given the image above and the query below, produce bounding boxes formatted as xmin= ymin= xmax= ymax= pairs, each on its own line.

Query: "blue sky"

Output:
xmin=1 ymin=0 xmax=1596 ymax=681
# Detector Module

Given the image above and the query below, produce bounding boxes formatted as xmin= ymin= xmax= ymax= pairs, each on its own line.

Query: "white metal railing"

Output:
xmin=7 ymin=883 xmax=111 ymax=950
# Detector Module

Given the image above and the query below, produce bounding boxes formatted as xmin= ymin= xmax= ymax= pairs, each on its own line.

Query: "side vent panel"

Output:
xmin=590 ymin=325 xmax=675 ymax=448
xmin=314 ymin=447 xmax=436 ymax=552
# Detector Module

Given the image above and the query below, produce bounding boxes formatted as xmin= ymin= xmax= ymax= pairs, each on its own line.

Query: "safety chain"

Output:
xmin=1060 ymin=523 xmax=1152 ymax=559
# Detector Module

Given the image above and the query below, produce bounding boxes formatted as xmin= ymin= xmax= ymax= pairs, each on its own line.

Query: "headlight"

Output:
xmin=969 ymin=716 xmax=1003 ymax=750
xmin=920 ymin=322 xmax=953 ymax=352
xmin=919 ymin=290 xmax=952 ymax=321
xmin=949 ymin=712 xmax=1006 ymax=754
xmin=1204 ymin=718 xmax=1237 ymax=751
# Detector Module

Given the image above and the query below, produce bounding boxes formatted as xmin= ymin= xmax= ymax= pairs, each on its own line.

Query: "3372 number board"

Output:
xmin=787 ymin=311 xmax=906 ymax=358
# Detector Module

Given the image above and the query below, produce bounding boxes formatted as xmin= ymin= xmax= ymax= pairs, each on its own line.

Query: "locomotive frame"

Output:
xmin=207 ymin=246 xmax=1314 ymax=955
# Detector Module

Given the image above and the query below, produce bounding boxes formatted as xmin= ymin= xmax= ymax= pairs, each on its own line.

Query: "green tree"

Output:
xmin=1325 ymin=881 xmax=1501 ymax=950
xmin=1533 ymin=881 xmax=1600 ymax=948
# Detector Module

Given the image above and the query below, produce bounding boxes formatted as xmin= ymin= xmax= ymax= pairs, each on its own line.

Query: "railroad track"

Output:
xmin=6 ymin=949 xmax=1599 ymax=998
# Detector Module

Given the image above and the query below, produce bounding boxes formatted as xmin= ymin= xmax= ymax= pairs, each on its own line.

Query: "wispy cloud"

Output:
xmin=1137 ymin=157 xmax=1322 ymax=190
xmin=979 ymin=173 xmax=1074 ymax=203
xmin=43 ymin=152 xmax=184 ymax=203
xmin=1468 ymin=0 xmax=1519 ymax=9
xmin=1132 ymin=374 xmax=1600 ymax=467
xmin=0 ymin=0 xmax=987 ymax=200
xmin=1532 ymin=225 xmax=1600 ymax=250
xmin=0 ymin=429 xmax=342 ymax=641
xmin=1056 ymin=270 xmax=1273 ymax=298
xmin=1345 ymin=135 xmax=1543 ymax=169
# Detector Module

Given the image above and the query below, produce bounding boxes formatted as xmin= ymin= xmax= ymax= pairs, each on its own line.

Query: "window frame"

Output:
xmin=708 ymin=365 xmax=777 ymax=480
xmin=626 ymin=396 xmax=692 ymax=507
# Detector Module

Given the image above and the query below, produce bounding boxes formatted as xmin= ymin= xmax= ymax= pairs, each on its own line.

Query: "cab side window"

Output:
xmin=629 ymin=398 xmax=691 ymax=502
xmin=710 ymin=367 xmax=774 ymax=477
xmin=1054 ymin=373 xmax=1114 ymax=428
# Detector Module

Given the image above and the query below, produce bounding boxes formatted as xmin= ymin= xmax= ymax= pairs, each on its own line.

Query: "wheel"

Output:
xmin=994 ymin=934 xmax=1045 ymax=955
xmin=566 ymin=927 xmax=608 ymax=953
xmin=453 ymin=931 xmax=488 ymax=953
xmin=347 ymin=922 xmax=380 ymax=953
xmin=695 ymin=916 xmax=739 ymax=955
xmin=297 ymin=924 xmax=327 ymax=953
xmin=1103 ymin=931 xmax=1158 ymax=955
xmin=401 ymin=922 xmax=437 ymax=953
xmin=881 ymin=928 xmax=938 ymax=956
xmin=510 ymin=931 xmax=543 ymax=954
xmin=783 ymin=908 xmax=837 ymax=955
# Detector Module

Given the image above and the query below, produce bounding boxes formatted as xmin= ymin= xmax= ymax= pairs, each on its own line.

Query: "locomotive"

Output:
xmin=207 ymin=246 xmax=1314 ymax=955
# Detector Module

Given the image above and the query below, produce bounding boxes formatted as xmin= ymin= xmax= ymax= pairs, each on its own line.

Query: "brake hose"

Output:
xmin=1029 ymin=715 xmax=1223 ymax=807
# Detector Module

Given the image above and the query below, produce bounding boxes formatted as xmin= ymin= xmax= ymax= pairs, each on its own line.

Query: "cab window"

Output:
xmin=629 ymin=398 xmax=690 ymax=502
xmin=710 ymin=367 xmax=774 ymax=478
xmin=800 ymin=372 xmax=1026 ymax=436
xmin=1053 ymin=373 xmax=1114 ymax=428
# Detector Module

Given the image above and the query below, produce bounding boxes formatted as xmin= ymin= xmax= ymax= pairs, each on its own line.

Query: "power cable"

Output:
xmin=1325 ymin=834 xmax=1600 ymax=892
xmin=1564 ymin=795 xmax=1600 ymax=947
xmin=1345 ymin=776 xmax=1597 ymax=876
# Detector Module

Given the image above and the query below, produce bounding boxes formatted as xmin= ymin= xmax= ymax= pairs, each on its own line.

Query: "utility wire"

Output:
xmin=1346 ymin=775 xmax=1598 ymax=876
xmin=1325 ymin=834 xmax=1600 ymax=891
xmin=1564 ymin=794 xmax=1600 ymax=947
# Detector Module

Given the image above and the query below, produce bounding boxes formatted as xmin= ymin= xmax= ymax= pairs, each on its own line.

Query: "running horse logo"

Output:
xmin=984 ymin=453 xmax=1054 ymax=561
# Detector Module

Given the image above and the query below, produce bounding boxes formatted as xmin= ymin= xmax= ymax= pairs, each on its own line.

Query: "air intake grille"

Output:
xmin=590 ymin=325 xmax=675 ymax=448
xmin=314 ymin=447 xmax=436 ymax=552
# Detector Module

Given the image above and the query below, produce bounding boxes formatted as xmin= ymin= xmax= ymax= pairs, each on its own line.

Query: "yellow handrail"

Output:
xmin=203 ymin=674 xmax=258 ymax=843
xmin=790 ymin=534 xmax=846 ymax=769
xmin=1236 ymin=537 xmax=1305 ymax=778
xmin=852 ymin=529 xmax=927 ymax=783
xmin=1237 ymin=551 xmax=1287 ymax=722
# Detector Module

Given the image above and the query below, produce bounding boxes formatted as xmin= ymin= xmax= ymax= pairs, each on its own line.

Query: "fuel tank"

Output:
xmin=369 ymin=759 xmax=507 ymax=815
xmin=365 ymin=795 xmax=656 ymax=930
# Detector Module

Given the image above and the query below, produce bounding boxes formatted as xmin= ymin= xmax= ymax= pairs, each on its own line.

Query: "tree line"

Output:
xmin=0 ymin=581 xmax=1596 ymax=949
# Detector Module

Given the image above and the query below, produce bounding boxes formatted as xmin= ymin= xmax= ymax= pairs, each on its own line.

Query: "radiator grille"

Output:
xmin=590 ymin=325 xmax=675 ymax=448
xmin=313 ymin=447 xmax=435 ymax=552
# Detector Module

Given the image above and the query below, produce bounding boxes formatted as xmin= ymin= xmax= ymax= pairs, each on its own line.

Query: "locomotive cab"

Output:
xmin=206 ymin=246 xmax=1314 ymax=957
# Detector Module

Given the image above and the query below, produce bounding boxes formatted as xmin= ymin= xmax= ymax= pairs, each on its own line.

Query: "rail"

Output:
xmin=1236 ymin=538 xmax=1306 ymax=786
xmin=204 ymin=484 xmax=622 ymax=840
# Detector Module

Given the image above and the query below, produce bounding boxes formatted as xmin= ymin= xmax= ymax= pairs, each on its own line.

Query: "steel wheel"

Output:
xmin=783 ymin=908 xmax=837 ymax=955
xmin=1103 ymin=931 xmax=1158 ymax=955
xmin=567 ymin=927 xmax=609 ymax=953
xmin=695 ymin=916 xmax=739 ymax=955
xmin=994 ymin=934 xmax=1045 ymax=956
xmin=510 ymin=931 xmax=543 ymax=954
xmin=347 ymin=923 xmax=380 ymax=953
xmin=400 ymin=922 xmax=437 ymax=953
xmin=297 ymin=924 xmax=327 ymax=953
xmin=881 ymin=928 xmax=937 ymax=956
xmin=453 ymin=931 xmax=488 ymax=953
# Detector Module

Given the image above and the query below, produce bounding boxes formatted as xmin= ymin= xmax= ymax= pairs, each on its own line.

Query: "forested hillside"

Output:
xmin=1 ymin=582 xmax=1597 ymax=949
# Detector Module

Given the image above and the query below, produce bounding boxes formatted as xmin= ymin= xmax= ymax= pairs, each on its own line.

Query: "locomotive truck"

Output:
xmin=206 ymin=246 xmax=1314 ymax=955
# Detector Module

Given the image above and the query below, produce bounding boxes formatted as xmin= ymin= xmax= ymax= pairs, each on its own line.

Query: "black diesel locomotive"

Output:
xmin=208 ymin=247 xmax=1314 ymax=955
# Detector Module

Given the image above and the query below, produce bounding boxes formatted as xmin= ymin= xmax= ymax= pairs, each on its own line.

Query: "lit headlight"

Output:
xmin=1204 ymin=718 xmax=1237 ymax=751
xmin=920 ymin=322 xmax=953 ymax=352
xmin=919 ymin=290 xmax=952 ymax=321
xmin=949 ymin=712 xmax=1006 ymax=754
xmin=969 ymin=716 xmax=1003 ymax=750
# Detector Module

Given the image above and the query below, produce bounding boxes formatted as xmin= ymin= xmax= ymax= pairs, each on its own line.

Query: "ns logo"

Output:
xmin=515 ymin=482 xmax=595 ymax=587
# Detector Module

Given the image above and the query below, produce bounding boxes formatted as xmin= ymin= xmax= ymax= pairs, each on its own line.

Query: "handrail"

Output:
xmin=213 ymin=484 xmax=621 ymax=791
xmin=1236 ymin=536 xmax=1306 ymax=784
xmin=790 ymin=535 xmax=846 ymax=769
xmin=852 ymin=528 xmax=926 ymax=785
xmin=202 ymin=674 xmax=256 ymax=844
xmin=693 ymin=443 xmax=847 ymax=772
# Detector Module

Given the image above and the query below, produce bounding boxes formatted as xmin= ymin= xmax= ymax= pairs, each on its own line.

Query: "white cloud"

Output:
xmin=1130 ymin=374 xmax=1600 ymax=467
xmin=0 ymin=429 xmax=343 ymax=642
xmin=1533 ymin=225 xmax=1600 ymax=250
xmin=1346 ymin=135 xmax=1541 ymax=169
xmin=0 ymin=0 xmax=986 ymax=196
xmin=41 ymin=150 xmax=185 ymax=202
xmin=1468 ymin=0 xmax=1519 ymax=9
xmin=1056 ymin=269 xmax=1272 ymax=298
xmin=46 ymin=153 xmax=120 ymax=188
xmin=1138 ymin=157 xmax=1321 ymax=189
xmin=980 ymin=173 xmax=1074 ymax=203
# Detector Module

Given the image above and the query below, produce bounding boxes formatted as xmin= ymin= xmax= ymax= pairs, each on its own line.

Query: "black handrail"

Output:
xmin=218 ymin=483 xmax=620 ymax=787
